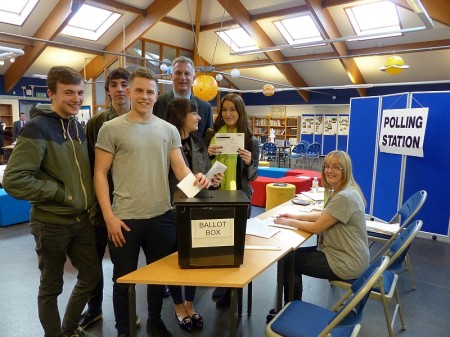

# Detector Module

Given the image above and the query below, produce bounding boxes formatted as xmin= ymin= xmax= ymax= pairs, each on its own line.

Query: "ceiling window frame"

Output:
xmin=216 ymin=27 xmax=259 ymax=53
xmin=0 ymin=0 xmax=38 ymax=26
xmin=274 ymin=14 xmax=325 ymax=48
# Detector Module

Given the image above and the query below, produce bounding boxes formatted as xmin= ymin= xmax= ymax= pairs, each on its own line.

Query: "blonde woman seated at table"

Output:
xmin=273 ymin=150 xmax=369 ymax=303
xmin=165 ymin=98 xmax=223 ymax=332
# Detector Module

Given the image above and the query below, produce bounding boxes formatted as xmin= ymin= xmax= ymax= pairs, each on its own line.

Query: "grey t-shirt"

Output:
xmin=319 ymin=184 xmax=369 ymax=279
xmin=96 ymin=114 xmax=181 ymax=220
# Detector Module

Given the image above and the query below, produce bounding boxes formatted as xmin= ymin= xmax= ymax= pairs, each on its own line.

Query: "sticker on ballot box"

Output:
xmin=191 ymin=218 xmax=235 ymax=248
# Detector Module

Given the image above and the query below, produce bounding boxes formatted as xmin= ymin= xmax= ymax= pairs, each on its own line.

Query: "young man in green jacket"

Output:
xmin=3 ymin=66 xmax=99 ymax=337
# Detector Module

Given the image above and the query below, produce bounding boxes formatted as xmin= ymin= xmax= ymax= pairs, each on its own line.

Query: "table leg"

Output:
xmin=287 ymin=251 xmax=295 ymax=302
xmin=276 ymin=258 xmax=284 ymax=311
xmin=229 ymin=288 xmax=239 ymax=337
xmin=128 ymin=285 xmax=137 ymax=337
xmin=247 ymin=282 xmax=253 ymax=316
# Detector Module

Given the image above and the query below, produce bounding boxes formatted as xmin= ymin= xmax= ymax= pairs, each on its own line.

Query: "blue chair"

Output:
xmin=289 ymin=143 xmax=306 ymax=168
xmin=332 ymin=220 xmax=423 ymax=337
xmin=305 ymin=142 xmax=321 ymax=168
xmin=368 ymin=190 xmax=427 ymax=289
xmin=262 ymin=142 xmax=277 ymax=162
xmin=266 ymin=256 xmax=390 ymax=337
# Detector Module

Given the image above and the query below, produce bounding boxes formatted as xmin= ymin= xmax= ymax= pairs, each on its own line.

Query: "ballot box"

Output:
xmin=174 ymin=189 xmax=250 ymax=268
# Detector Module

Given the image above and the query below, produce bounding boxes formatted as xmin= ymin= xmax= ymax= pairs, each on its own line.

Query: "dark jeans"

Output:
xmin=284 ymin=246 xmax=341 ymax=301
xmin=109 ymin=211 xmax=177 ymax=335
xmin=169 ymin=285 xmax=196 ymax=305
xmin=85 ymin=226 xmax=108 ymax=314
xmin=30 ymin=218 xmax=100 ymax=337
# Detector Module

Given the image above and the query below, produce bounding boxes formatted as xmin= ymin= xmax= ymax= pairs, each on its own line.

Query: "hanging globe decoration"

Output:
xmin=263 ymin=83 xmax=275 ymax=96
xmin=379 ymin=55 xmax=409 ymax=75
xmin=192 ymin=75 xmax=219 ymax=101
xmin=230 ymin=68 xmax=240 ymax=78
xmin=215 ymin=73 xmax=223 ymax=82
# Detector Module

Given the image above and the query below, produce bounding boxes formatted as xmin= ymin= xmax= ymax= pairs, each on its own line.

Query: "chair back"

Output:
xmin=387 ymin=220 xmax=422 ymax=270
xmin=371 ymin=220 xmax=422 ymax=265
xmin=306 ymin=142 xmax=320 ymax=156
xmin=262 ymin=142 xmax=277 ymax=155
xmin=292 ymin=143 xmax=305 ymax=154
xmin=394 ymin=190 xmax=427 ymax=227
xmin=298 ymin=140 xmax=310 ymax=149
xmin=322 ymin=256 xmax=390 ymax=335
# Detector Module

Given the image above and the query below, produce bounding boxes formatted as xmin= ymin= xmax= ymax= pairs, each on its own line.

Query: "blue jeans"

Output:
xmin=109 ymin=211 xmax=177 ymax=335
xmin=284 ymin=246 xmax=341 ymax=301
xmin=30 ymin=218 xmax=100 ymax=337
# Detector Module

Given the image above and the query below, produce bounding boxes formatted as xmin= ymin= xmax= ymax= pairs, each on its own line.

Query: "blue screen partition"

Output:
xmin=372 ymin=93 xmax=409 ymax=220
xmin=337 ymin=135 xmax=347 ymax=151
xmin=349 ymin=91 xmax=450 ymax=238
xmin=348 ymin=96 xmax=380 ymax=214
xmin=405 ymin=92 xmax=450 ymax=236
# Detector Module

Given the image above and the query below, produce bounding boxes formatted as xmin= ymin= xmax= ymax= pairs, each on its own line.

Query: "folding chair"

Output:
xmin=332 ymin=220 xmax=423 ymax=337
xmin=368 ymin=190 xmax=427 ymax=289
xmin=266 ymin=256 xmax=390 ymax=337
xmin=305 ymin=142 xmax=320 ymax=168
xmin=262 ymin=142 xmax=277 ymax=162
xmin=289 ymin=143 xmax=306 ymax=168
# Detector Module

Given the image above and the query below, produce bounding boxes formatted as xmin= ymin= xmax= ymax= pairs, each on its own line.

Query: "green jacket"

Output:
xmin=3 ymin=105 xmax=94 ymax=225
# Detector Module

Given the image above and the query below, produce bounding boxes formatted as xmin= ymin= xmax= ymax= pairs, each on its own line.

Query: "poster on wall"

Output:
xmin=301 ymin=116 xmax=314 ymax=134
xmin=315 ymin=116 xmax=324 ymax=135
xmin=379 ymin=108 xmax=428 ymax=157
xmin=338 ymin=116 xmax=349 ymax=135
xmin=77 ymin=106 xmax=91 ymax=127
xmin=324 ymin=116 xmax=338 ymax=135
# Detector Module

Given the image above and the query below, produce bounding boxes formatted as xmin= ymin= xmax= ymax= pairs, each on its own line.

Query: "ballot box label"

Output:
xmin=191 ymin=218 xmax=235 ymax=248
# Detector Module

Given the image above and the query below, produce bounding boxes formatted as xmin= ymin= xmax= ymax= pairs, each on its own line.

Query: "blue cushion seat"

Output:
xmin=0 ymin=188 xmax=31 ymax=227
xmin=257 ymin=167 xmax=290 ymax=178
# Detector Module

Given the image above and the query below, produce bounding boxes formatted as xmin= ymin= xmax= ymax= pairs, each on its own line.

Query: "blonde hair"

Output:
xmin=322 ymin=150 xmax=366 ymax=206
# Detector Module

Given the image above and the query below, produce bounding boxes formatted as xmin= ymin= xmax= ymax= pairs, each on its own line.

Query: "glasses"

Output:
xmin=322 ymin=164 xmax=343 ymax=171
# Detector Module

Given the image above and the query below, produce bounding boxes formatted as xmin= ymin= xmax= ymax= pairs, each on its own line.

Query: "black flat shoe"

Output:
xmin=191 ymin=312 xmax=203 ymax=329
xmin=175 ymin=311 xmax=193 ymax=332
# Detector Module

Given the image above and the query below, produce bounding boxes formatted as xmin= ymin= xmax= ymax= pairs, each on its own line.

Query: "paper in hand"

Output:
xmin=177 ymin=172 xmax=202 ymax=198
xmin=215 ymin=133 xmax=245 ymax=154
xmin=205 ymin=161 xmax=227 ymax=180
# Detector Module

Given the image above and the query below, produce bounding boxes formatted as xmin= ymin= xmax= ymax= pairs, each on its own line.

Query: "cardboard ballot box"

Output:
xmin=174 ymin=189 xmax=250 ymax=268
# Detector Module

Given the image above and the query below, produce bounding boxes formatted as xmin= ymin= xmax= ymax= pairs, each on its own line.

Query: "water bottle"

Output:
xmin=312 ymin=176 xmax=319 ymax=192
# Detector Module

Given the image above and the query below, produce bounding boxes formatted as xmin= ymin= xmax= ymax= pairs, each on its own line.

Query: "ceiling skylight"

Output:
xmin=0 ymin=0 xmax=38 ymax=26
xmin=346 ymin=1 xmax=401 ymax=40
xmin=61 ymin=4 xmax=121 ymax=41
xmin=274 ymin=15 xmax=324 ymax=47
xmin=217 ymin=27 xmax=259 ymax=53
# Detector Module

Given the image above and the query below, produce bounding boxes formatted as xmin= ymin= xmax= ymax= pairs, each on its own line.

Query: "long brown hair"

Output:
xmin=214 ymin=93 xmax=254 ymax=149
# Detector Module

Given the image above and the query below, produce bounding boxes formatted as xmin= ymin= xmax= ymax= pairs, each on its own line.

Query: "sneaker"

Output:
xmin=146 ymin=320 xmax=173 ymax=337
xmin=71 ymin=327 xmax=96 ymax=337
xmin=78 ymin=311 xmax=102 ymax=330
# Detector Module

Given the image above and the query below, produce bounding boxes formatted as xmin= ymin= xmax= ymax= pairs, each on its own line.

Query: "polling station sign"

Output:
xmin=379 ymin=108 xmax=428 ymax=157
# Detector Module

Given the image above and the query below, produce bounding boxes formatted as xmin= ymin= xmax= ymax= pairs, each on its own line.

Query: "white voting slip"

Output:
xmin=246 ymin=217 xmax=280 ymax=239
xmin=366 ymin=220 xmax=400 ymax=235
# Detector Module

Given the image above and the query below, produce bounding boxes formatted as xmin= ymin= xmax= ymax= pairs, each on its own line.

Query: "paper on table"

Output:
xmin=366 ymin=220 xmax=400 ymax=235
xmin=246 ymin=217 xmax=280 ymax=239
xmin=299 ymin=191 xmax=324 ymax=201
xmin=215 ymin=133 xmax=245 ymax=154
xmin=205 ymin=161 xmax=227 ymax=180
xmin=263 ymin=216 xmax=298 ymax=231
xmin=176 ymin=172 xmax=202 ymax=198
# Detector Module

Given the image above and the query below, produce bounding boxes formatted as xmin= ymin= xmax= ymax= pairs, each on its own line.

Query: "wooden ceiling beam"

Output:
xmin=4 ymin=0 xmax=85 ymax=92
xmin=88 ymin=0 xmax=146 ymax=16
xmin=216 ymin=0 xmax=310 ymax=102
xmin=306 ymin=0 xmax=367 ymax=97
xmin=83 ymin=0 xmax=182 ymax=81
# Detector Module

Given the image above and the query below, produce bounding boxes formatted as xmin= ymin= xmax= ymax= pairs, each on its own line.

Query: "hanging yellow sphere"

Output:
xmin=380 ymin=56 xmax=409 ymax=75
xmin=263 ymin=83 xmax=275 ymax=96
xmin=192 ymin=75 xmax=219 ymax=101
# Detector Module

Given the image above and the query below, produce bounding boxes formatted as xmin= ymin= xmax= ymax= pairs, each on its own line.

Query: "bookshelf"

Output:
xmin=0 ymin=104 xmax=13 ymax=146
xmin=250 ymin=116 xmax=299 ymax=143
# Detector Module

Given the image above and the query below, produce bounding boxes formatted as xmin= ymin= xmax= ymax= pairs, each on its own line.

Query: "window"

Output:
xmin=274 ymin=15 xmax=324 ymax=48
xmin=346 ymin=1 xmax=401 ymax=40
xmin=0 ymin=0 xmax=38 ymax=26
xmin=217 ymin=27 xmax=258 ymax=53
xmin=61 ymin=4 xmax=121 ymax=41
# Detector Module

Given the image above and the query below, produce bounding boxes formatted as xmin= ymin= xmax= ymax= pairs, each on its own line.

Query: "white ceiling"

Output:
xmin=0 ymin=0 xmax=449 ymax=102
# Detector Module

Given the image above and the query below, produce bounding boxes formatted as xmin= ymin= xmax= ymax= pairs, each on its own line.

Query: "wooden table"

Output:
xmin=118 ymin=200 xmax=312 ymax=337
